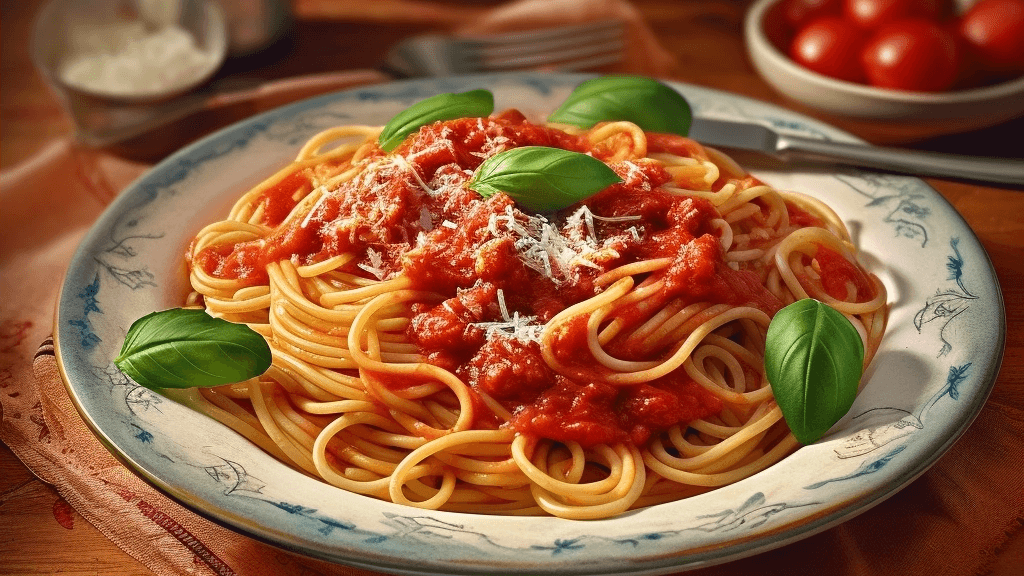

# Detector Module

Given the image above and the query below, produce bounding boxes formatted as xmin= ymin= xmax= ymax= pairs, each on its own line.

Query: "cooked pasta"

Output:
xmin=182 ymin=108 xmax=887 ymax=520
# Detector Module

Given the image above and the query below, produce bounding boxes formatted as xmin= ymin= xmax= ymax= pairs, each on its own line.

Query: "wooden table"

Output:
xmin=2 ymin=1 xmax=1022 ymax=574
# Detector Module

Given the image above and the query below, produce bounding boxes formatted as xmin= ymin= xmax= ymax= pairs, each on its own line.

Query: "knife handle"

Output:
xmin=778 ymin=135 xmax=1024 ymax=186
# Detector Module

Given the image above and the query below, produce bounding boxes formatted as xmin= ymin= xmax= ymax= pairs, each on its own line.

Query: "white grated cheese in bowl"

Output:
xmin=59 ymin=20 xmax=220 ymax=99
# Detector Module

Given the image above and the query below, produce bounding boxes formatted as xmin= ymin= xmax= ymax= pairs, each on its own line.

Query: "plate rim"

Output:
xmin=53 ymin=71 xmax=1007 ymax=576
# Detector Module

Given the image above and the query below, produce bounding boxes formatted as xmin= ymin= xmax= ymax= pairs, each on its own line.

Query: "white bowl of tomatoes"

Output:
xmin=745 ymin=0 xmax=1024 ymax=125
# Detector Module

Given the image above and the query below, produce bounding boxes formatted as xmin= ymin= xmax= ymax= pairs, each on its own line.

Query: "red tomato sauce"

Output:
xmin=189 ymin=113 xmax=794 ymax=447
xmin=786 ymin=200 xmax=823 ymax=228
xmin=510 ymin=373 xmax=722 ymax=447
xmin=815 ymin=245 xmax=876 ymax=302
xmin=259 ymin=171 xmax=312 ymax=226
xmin=645 ymin=132 xmax=708 ymax=161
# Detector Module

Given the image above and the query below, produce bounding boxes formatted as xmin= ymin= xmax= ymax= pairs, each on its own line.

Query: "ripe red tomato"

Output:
xmin=861 ymin=19 xmax=961 ymax=91
xmin=844 ymin=0 xmax=945 ymax=29
xmin=789 ymin=16 xmax=867 ymax=82
xmin=958 ymin=0 xmax=1024 ymax=75
xmin=781 ymin=0 xmax=842 ymax=29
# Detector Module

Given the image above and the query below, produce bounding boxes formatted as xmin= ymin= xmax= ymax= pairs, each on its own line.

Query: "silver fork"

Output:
xmin=384 ymin=19 xmax=626 ymax=77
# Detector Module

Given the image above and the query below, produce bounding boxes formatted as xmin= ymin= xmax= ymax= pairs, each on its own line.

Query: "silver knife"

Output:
xmin=688 ymin=117 xmax=1023 ymax=186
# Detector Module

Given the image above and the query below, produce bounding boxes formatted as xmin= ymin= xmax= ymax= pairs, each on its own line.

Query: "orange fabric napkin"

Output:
xmin=2 ymin=2 xmax=1023 ymax=576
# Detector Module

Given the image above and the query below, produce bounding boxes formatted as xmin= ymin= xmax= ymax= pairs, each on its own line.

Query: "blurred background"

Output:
xmin=4 ymin=0 xmax=1022 ymax=169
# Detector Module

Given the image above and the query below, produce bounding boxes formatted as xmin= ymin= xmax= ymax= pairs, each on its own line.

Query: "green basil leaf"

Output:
xmin=547 ymin=75 xmax=693 ymax=136
xmin=115 ymin=308 xmax=272 ymax=390
xmin=469 ymin=146 xmax=622 ymax=212
xmin=378 ymin=89 xmax=494 ymax=152
xmin=764 ymin=299 xmax=864 ymax=445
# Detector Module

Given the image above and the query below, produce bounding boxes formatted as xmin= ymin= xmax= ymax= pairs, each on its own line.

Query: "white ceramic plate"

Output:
xmin=56 ymin=73 xmax=1005 ymax=575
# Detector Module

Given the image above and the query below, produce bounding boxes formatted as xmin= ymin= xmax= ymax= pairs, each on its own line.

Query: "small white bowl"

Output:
xmin=32 ymin=0 xmax=228 ymax=104
xmin=744 ymin=0 xmax=1024 ymax=128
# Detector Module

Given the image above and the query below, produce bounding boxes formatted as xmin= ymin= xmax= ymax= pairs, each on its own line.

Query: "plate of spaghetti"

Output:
xmin=56 ymin=72 xmax=1004 ymax=575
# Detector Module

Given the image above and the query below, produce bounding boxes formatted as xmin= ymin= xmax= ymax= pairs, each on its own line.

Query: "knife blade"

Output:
xmin=687 ymin=117 xmax=1023 ymax=186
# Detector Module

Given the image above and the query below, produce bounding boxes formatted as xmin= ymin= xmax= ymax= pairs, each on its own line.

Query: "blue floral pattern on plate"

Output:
xmin=55 ymin=72 xmax=1005 ymax=576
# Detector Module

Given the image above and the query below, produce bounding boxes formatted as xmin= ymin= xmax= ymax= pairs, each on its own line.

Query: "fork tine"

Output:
xmin=475 ymin=25 xmax=623 ymax=59
xmin=478 ymin=37 xmax=625 ymax=71
xmin=383 ymin=19 xmax=628 ymax=76
xmin=469 ymin=20 xmax=625 ymax=71
xmin=472 ymin=19 xmax=623 ymax=48
xmin=482 ymin=50 xmax=624 ymax=72
xmin=549 ymin=52 xmax=626 ymax=72
xmin=386 ymin=34 xmax=463 ymax=76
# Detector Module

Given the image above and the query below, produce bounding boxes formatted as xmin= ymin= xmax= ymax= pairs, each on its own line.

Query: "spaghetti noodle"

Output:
xmin=183 ymin=107 xmax=887 ymax=519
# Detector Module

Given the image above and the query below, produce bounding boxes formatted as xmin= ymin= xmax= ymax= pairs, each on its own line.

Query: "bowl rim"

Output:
xmin=30 ymin=0 xmax=229 ymax=104
xmin=744 ymin=0 xmax=1024 ymax=105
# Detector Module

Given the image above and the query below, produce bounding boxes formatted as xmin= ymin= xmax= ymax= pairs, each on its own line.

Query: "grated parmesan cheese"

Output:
xmin=60 ymin=20 xmax=219 ymax=98
xmin=391 ymin=154 xmax=437 ymax=196
xmin=471 ymin=288 xmax=543 ymax=343
xmin=357 ymin=247 xmax=388 ymax=280
xmin=480 ymin=203 xmax=642 ymax=286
